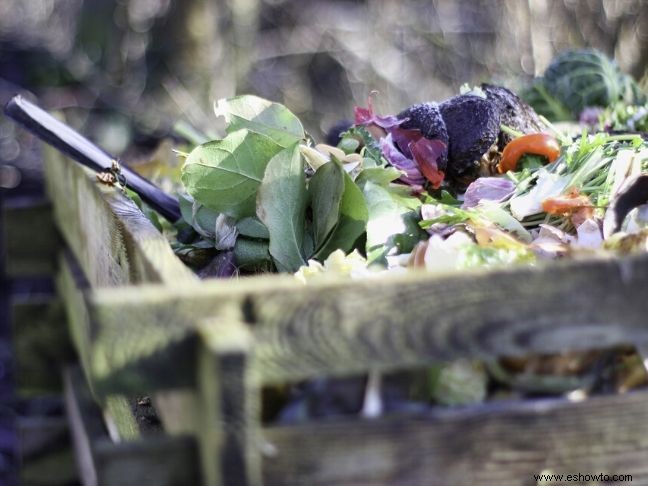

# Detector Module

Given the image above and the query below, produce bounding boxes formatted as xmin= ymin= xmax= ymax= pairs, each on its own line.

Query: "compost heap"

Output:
xmin=144 ymin=49 xmax=648 ymax=415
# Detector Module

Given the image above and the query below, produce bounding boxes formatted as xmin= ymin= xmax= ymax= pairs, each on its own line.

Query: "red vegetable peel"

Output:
xmin=497 ymin=133 xmax=560 ymax=173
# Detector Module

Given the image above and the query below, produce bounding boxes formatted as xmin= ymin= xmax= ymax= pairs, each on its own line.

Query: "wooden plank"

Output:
xmin=42 ymin=145 xmax=195 ymax=288
xmin=262 ymin=392 xmax=648 ymax=485
xmin=43 ymin=140 xmax=199 ymax=435
xmin=3 ymin=197 xmax=59 ymax=277
xmin=84 ymin=252 xmax=648 ymax=393
xmin=196 ymin=316 xmax=261 ymax=486
xmin=12 ymin=296 xmax=74 ymax=394
xmin=64 ymin=367 xmax=200 ymax=486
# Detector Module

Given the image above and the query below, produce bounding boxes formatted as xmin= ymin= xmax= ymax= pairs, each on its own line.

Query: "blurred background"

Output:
xmin=1 ymin=0 xmax=648 ymax=159
xmin=0 ymin=1 xmax=647 ymax=484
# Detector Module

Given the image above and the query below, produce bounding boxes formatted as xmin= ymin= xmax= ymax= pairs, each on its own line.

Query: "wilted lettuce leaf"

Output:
xmin=257 ymin=144 xmax=307 ymax=272
xmin=215 ymin=95 xmax=305 ymax=148
xmin=315 ymin=168 xmax=369 ymax=259
xmin=181 ymin=129 xmax=284 ymax=218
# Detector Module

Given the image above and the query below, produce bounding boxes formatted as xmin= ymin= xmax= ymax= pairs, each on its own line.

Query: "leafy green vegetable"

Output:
xmin=341 ymin=126 xmax=384 ymax=166
xmin=215 ymin=95 xmax=305 ymax=148
xmin=522 ymin=49 xmax=645 ymax=120
xmin=309 ymin=161 xmax=345 ymax=249
xmin=234 ymin=238 xmax=271 ymax=268
xmin=257 ymin=144 xmax=307 ymax=272
xmin=357 ymin=168 xmax=422 ymax=263
xmin=178 ymin=193 xmax=219 ymax=238
xmin=181 ymin=129 xmax=284 ymax=218
xmin=236 ymin=217 xmax=269 ymax=239
xmin=315 ymin=169 xmax=369 ymax=259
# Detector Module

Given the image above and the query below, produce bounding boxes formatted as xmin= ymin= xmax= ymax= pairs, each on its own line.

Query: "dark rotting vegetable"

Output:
xmin=438 ymin=95 xmax=500 ymax=178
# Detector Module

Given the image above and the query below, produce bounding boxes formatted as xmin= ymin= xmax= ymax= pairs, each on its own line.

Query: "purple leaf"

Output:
xmin=462 ymin=177 xmax=515 ymax=209
xmin=379 ymin=134 xmax=425 ymax=186
xmin=409 ymin=137 xmax=447 ymax=189
xmin=354 ymin=95 xmax=404 ymax=130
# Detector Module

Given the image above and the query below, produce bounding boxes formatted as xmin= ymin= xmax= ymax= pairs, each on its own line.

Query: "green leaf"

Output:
xmin=315 ymin=170 xmax=368 ymax=259
xmin=257 ymin=144 xmax=307 ymax=272
xmin=236 ymin=217 xmax=269 ymax=239
xmin=234 ymin=237 xmax=270 ymax=268
xmin=181 ymin=129 xmax=284 ymax=218
xmin=178 ymin=193 xmax=219 ymax=238
xmin=215 ymin=95 xmax=305 ymax=148
xmin=309 ymin=162 xmax=345 ymax=250
xmin=355 ymin=166 xmax=401 ymax=186
xmin=357 ymin=168 xmax=422 ymax=263
xmin=342 ymin=126 xmax=383 ymax=165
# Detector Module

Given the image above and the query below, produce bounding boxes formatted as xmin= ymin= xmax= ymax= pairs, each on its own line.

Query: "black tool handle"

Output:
xmin=4 ymin=95 xmax=181 ymax=222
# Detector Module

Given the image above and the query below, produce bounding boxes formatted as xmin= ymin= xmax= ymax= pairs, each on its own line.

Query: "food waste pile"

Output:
xmin=125 ymin=49 xmax=648 ymax=420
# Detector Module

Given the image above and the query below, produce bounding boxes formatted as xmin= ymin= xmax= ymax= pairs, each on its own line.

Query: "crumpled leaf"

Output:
xmin=179 ymin=193 xmax=218 ymax=239
xmin=354 ymin=93 xmax=403 ymax=130
xmin=213 ymin=214 xmax=238 ymax=250
xmin=257 ymin=144 xmax=307 ymax=272
xmin=215 ymin=95 xmax=304 ymax=147
xmin=462 ymin=177 xmax=515 ymax=209
xmin=575 ymin=218 xmax=603 ymax=248
xmin=379 ymin=133 xmax=425 ymax=187
xmin=474 ymin=201 xmax=532 ymax=243
xmin=181 ymin=129 xmax=284 ymax=218
xmin=510 ymin=170 xmax=570 ymax=220
xmin=409 ymin=137 xmax=446 ymax=189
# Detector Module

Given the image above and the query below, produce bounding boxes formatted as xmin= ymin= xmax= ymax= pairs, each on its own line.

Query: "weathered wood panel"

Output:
xmin=263 ymin=393 xmax=648 ymax=485
xmin=44 ymin=145 xmax=198 ymax=434
xmin=42 ymin=145 xmax=195 ymax=288
xmin=64 ymin=367 xmax=200 ymax=486
xmin=84 ymin=253 xmax=648 ymax=394
xmin=3 ymin=197 xmax=59 ymax=277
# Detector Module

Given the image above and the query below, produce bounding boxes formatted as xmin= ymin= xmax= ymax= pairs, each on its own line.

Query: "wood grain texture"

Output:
xmin=42 ymin=145 xmax=195 ymax=288
xmin=44 ymin=145 xmax=197 ymax=434
xmin=263 ymin=392 xmax=648 ymax=485
xmin=197 ymin=316 xmax=261 ymax=486
xmin=86 ymin=252 xmax=648 ymax=393
xmin=64 ymin=367 xmax=200 ymax=486
xmin=3 ymin=197 xmax=59 ymax=277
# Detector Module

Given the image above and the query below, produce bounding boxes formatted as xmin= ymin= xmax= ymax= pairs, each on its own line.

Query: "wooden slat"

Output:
xmin=3 ymin=197 xmax=59 ymax=277
xmin=42 ymin=145 xmax=195 ymax=288
xmin=263 ymin=392 xmax=648 ymax=485
xmin=197 ymin=316 xmax=261 ymax=486
xmin=44 ymin=142 xmax=199 ymax=436
xmin=83 ymin=252 xmax=648 ymax=393
xmin=64 ymin=367 xmax=200 ymax=486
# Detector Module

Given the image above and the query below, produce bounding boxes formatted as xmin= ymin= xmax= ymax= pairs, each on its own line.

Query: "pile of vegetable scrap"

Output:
xmin=168 ymin=50 xmax=648 ymax=282
xmin=130 ymin=48 xmax=648 ymax=419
